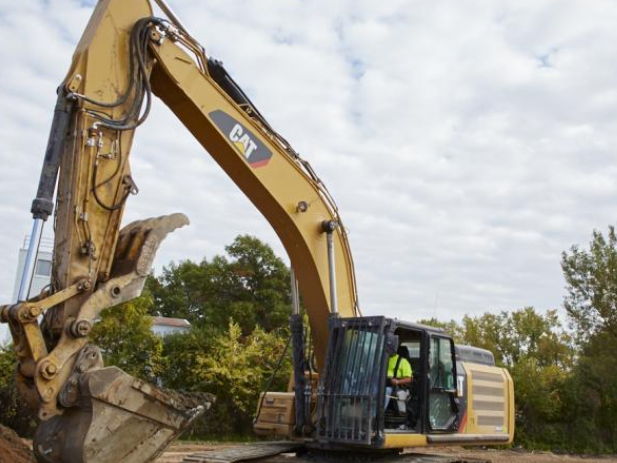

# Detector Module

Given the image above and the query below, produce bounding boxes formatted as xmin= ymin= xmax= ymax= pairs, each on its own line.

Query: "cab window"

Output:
xmin=429 ymin=337 xmax=455 ymax=390
xmin=428 ymin=336 xmax=458 ymax=430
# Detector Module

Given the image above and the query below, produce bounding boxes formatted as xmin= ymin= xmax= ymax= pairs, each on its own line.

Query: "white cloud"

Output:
xmin=1 ymin=0 xmax=617 ymax=345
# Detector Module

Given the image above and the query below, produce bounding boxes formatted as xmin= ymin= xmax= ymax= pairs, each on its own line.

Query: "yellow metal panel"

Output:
xmin=382 ymin=433 xmax=428 ymax=449
xmin=461 ymin=361 xmax=514 ymax=444
xmin=505 ymin=367 xmax=515 ymax=444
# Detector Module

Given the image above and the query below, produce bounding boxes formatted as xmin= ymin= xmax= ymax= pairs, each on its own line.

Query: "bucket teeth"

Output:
xmin=34 ymin=367 xmax=214 ymax=463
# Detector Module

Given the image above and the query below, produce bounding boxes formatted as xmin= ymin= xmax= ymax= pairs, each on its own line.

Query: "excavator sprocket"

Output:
xmin=34 ymin=366 xmax=214 ymax=463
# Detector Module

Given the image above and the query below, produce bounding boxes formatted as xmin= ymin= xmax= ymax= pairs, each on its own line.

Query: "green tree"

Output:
xmin=159 ymin=320 xmax=291 ymax=437
xmin=148 ymin=235 xmax=291 ymax=335
xmin=158 ymin=324 xmax=218 ymax=390
xmin=561 ymin=226 xmax=617 ymax=452
xmin=90 ymin=292 xmax=164 ymax=383
xmin=0 ymin=345 xmax=37 ymax=436
xmin=510 ymin=356 xmax=571 ymax=449
xmin=508 ymin=308 xmax=573 ymax=368
xmin=562 ymin=226 xmax=617 ymax=342
xmin=225 ymin=235 xmax=292 ymax=332
xmin=417 ymin=317 xmax=463 ymax=341
xmin=450 ymin=308 xmax=573 ymax=369
xmin=460 ymin=312 xmax=511 ymax=366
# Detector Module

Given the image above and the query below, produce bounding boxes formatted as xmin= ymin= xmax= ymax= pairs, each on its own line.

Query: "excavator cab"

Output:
xmin=315 ymin=316 xmax=460 ymax=449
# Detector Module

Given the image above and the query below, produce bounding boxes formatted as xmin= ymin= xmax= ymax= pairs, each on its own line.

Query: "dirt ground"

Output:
xmin=0 ymin=436 xmax=614 ymax=463
xmin=156 ymin=444 xmax=617 ymax=463
xmin=0 ymin=425 xmax=36 ymax=463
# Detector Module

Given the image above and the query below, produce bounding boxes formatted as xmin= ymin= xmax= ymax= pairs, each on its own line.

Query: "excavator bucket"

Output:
xmin=34 ymin=366 xmax=214 ymax=463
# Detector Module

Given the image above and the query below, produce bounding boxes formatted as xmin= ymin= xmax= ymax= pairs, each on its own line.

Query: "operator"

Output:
xmin=385 ymin=345 xmax=413 ymax=409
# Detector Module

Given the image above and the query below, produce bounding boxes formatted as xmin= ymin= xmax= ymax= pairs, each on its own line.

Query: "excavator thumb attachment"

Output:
xmin=34 ymin=366 xmax=214 ymax=463
xmin=32 ymin=213 xmax=215 ymax=463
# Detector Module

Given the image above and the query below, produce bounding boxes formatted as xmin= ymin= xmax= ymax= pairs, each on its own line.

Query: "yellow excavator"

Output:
xmin=0 ymin=1 xmax=515 ymax=462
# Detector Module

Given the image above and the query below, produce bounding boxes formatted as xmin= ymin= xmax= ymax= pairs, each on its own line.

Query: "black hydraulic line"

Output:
xmin=304 ymin=327 xmax=315 ymax=428
xmin=91 ymin=168 xmax=132 ymax=211
xmin=83 ymin=17 xmax=159 ymax=131
xmin=31 ymin=88 xmax=75 ymax=221
xmin=290 ymin=313 xmax=308 ymax=435
xmin=206 ymin=58 xmax=306 ymax=164
xmin=206 ymin=58 xmax=270 ymax=126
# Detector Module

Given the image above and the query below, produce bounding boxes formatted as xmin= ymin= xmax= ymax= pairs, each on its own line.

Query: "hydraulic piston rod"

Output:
xmin=322 ymin=220 xmax=339 ymax=315
xmin=291 ymin=267 xmax=300 ymax=315
xmin=17 ymin=219 xmax=44 ymax=302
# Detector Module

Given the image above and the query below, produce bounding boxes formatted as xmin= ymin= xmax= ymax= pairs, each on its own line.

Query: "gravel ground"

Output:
xmin=156 ymin=444 xmax=617 ymax=463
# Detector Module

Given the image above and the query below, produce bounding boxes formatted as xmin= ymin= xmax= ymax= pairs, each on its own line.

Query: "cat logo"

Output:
xmin=209 ymin=109 xmax=272 ymax=168
xmin=229 ymin=123 xmax=258 ymax=158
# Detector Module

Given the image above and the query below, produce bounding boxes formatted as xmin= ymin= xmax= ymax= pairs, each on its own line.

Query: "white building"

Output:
xmin=1 ymin=236 xmax=54 ymax=345
xmin=151 ymin=317 xmax=191 ymax=336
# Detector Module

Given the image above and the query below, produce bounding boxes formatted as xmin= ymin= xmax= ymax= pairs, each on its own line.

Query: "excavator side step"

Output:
xmin=183 ymin=442 xmax=304 ymax=463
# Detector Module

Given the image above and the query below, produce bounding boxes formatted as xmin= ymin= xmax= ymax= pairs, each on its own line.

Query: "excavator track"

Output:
xmin=182 ymin=442 xmax=303 ymax=463
xmin=182 ymin=444 xmax=491 ymax=463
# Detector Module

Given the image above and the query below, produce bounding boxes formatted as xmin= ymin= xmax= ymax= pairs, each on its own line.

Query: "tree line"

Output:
xmin=422 ymin=227 xmax=617 ymax=452
xmin=1 ymin=230 xmax=616 ymax=451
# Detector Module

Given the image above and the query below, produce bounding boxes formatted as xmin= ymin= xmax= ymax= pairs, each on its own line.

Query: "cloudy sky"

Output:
xmin=1 ymin=0 xmax=616 ymax=342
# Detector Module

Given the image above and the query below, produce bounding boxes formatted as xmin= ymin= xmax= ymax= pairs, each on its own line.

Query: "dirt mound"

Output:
xmin=0 ymin=424 xmax=36 ymax=463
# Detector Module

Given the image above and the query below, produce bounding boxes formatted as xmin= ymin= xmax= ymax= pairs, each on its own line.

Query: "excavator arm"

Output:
xmin=0 ymin=0 xmax=359 ymax=462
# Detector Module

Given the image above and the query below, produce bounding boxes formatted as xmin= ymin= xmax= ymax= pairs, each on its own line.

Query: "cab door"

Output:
xmin=316 ymin=316 xmax=388 ymax=446
xmin=427 ymin=335 xmax=459 ymax=431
